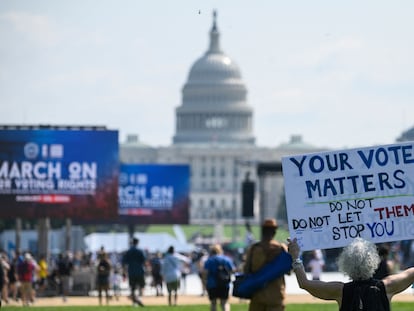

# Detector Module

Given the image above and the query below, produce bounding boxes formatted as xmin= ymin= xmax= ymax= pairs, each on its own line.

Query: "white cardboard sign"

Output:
xmin=282 ymin=142 xmax=414 ymax=251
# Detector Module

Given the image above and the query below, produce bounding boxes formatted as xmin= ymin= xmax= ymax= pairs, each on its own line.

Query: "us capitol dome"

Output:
xmin=121 ymin=10 xmax=323 ymax=226
xmin=173 ymin=11 xmax=255 ymax=145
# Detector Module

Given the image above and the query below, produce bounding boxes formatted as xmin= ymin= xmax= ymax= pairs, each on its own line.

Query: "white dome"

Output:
xmin=188 ymin=53 xmax=242 ymax=83
xmin=173 ymin=11 xmax=255 ymax=145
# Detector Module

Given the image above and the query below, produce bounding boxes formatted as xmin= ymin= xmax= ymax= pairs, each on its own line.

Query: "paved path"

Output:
xmin=4 ymin=272 xmax=413 ymax=307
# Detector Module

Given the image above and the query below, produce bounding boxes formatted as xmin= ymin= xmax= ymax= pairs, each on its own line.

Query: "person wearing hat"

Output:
xmin=243 ymin=218 xmax=288 ymax=311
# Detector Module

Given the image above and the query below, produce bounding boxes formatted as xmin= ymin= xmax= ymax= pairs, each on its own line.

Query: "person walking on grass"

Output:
xmin=244 ymin=218 xmax=288 ymax=311
xmin=7 ymin=252 xmax=19 ymax=303
xmin=307 ymin=250 xmax=325 ymax=281
xmin=161 ymin=246 xmax=190 ymax=306
xmin=0 ymin=255 xmax=4 ymax=308
xmin=96 ymin=251 xmax=111 ymax=305
xmin=0 ymin=253 xmax=10 ymax=306
xmin=110 ymin=266 xmax=123 ymax=301
xmin=204 ymin=244 xmax=235 ymax=311
xmin=373 ymin=244 xmax=394 ymax=280
xmin=56 ymin=252 xmax=73 ymax=303
xmin=150 ymin=252 xmax=163 ymax=297
xmin=17 ymin=253 xmax=36 ymax=307
xmin=122 ymin=237 xmax=146 ymax=307
xmin=37 ymin=254 xmax=48 ymax=295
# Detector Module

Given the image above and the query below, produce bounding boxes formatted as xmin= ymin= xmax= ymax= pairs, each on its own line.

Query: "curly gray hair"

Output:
xmin=337 ymin=238 xmax=380 ymax=281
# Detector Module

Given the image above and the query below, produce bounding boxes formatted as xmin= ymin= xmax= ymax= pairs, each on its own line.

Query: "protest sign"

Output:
xmin=282 ymin=142 xmax=414 ymax=251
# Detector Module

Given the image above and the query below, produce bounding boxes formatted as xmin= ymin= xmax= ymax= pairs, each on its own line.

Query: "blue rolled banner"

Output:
xmin=232 ymin=250 xmax=292 ymax=299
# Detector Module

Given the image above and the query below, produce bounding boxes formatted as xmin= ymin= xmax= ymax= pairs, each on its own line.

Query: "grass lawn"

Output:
xmin=147 ymin=224 xmax=290 ymax=244
xmin=2 ymin=302 xmax=412 ymax=310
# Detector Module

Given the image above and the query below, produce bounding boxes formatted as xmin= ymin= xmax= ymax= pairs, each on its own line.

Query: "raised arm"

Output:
xmin=383 ymin=267 xmax=414 ymax=299
xmin=288 ymin=238 xmax=344 ymax=304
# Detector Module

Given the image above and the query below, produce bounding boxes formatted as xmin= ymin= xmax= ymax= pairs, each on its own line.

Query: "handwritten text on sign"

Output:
xmin=282 ymin=143 xmax=414 ymax=251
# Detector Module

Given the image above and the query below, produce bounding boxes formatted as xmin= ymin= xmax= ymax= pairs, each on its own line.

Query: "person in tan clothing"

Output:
xmin=244 ymin=218 xmax=288 ymax=311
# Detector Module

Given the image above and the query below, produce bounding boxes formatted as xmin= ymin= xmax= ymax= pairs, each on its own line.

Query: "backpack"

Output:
xmin=151 ymin=257 xmax=161 ymax=275
xmin=97 ymin=259 xmax=110 ymax=277
xmin=216 ymin=260 xmax=231 ymax=287
xmin=342 ymin=279 xmax=390 ymax=311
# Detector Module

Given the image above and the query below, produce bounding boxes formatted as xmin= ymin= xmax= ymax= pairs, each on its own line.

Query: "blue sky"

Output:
xmin=1 ymin=1 xmax=414 ymax=149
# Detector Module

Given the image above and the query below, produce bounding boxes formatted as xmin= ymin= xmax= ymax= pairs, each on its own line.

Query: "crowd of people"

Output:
xmin=0 ymin=250 xmax=74 ymax=307
xmin=0 ymin=219 xmax=414 ymax=310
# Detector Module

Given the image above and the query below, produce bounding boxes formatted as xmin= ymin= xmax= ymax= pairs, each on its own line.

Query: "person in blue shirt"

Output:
xmin=204 ymin=244 xmax=235 ymax=311
xmin=122 ymin=237 xmax=146 ymax=307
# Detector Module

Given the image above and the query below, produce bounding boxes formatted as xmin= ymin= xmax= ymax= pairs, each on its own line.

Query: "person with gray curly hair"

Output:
xmin=337 ymin=238 xmax=380 ymax=281
xmin=288 ymin=237 xmax=414 ymax=310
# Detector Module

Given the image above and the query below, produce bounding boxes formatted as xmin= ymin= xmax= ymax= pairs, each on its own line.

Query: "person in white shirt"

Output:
xmin=161 ymin=246 xmax=190 ymax=306
xmin=307 ymin=250 xmax=325 ymax=280
xmin=110 ymin=267 xmax=123 ymax=301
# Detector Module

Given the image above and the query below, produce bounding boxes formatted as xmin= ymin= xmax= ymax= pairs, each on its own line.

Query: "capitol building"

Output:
xmin=120 ymin=12 xmax=326 ymax=226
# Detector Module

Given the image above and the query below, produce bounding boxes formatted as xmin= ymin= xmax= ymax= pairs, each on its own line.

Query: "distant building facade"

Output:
xmin=120 ymin=12 xmax=326 ymax=226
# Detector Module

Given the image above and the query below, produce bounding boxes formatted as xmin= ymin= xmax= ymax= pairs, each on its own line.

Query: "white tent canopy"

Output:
xmin=84 ymin=232 xmax=195 ymax=254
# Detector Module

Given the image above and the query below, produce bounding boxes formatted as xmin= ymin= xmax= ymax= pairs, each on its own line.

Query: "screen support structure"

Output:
xmin=38 ymin=218 xmax=50 ymax=259
xmin=257 ymin=162 xmax=282 ymax=226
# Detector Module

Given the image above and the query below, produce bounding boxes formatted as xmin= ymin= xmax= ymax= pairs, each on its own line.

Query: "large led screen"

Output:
xmin=0 ymin=128 xmax=119 ymax=220
xmin=119 ymin=164 xmax=190 ymax=224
